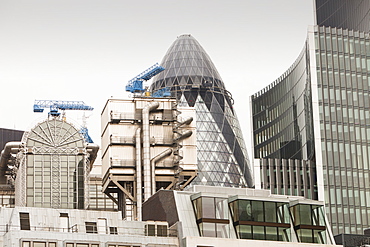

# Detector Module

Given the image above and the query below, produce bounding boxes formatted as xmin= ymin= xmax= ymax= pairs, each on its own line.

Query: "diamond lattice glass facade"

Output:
xmin=150 ymin=34 xmax=253 ymax=187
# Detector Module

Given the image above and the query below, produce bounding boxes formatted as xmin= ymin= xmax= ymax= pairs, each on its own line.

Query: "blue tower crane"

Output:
xmin=126 ymin=63 xmax=165 ymax=94
xmin=33 ymin=100 xmax=95 ymax=143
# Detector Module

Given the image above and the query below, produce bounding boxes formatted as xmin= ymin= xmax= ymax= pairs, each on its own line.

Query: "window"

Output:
xmin=20 ymin=212 xmax=30 ymax=230
xmin=192 ymin=197 xmax=229 ymax=238
xmin=66 ymin=244 xmax=98 ymax=247
xmin=157 ymin=225 xmax=167 ymax=237
xmin=110 ymin=226 xmax=118 ymax=235
xmin=22 ymin=241 xmax=56 ymax=247
xmin=146 ymin=224 xmax=156 ymax=236
xmin=85 ymin=222 xmax=97 ymax=234
xmin=108 ymin=245 xmax=141 ymax=247
xmin=229 ymin=199 xmax=291 ymax=242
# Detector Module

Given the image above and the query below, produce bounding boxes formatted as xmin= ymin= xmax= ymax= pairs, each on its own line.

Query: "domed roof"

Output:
xmin=153 ymin=34 xmax=223 ymax=83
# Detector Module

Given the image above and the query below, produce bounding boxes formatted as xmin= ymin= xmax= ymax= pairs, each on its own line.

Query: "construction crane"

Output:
xmin=33 ymin=100 xmax=95 ymax=143
xmin=151 ymin=87 xmax=171 ymax=97
xmin=126 ymin=63 xmax=165 ymax=94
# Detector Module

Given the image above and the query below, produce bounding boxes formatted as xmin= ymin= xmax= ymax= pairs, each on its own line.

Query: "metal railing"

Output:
xmin=0 ymin=223 xmax=177 ymax=237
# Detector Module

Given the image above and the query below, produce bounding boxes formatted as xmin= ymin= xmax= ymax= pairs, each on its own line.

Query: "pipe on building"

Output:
xmin=177 ymin=116 xmax=193 ymax=127
xmin=150 ymin=148 xmax=172 ymax=195
xmin=142 ymin=101 xmax=159 ymax=200
xmin=174 ymin=130 xmax=193 ymax=142
xmin=0 ymin=142 xmax=22 ymax=184
xmin=86 ymin=143 xmax=99 ymax=168
xmin=135 ymin=127 xmax=142 ymax=221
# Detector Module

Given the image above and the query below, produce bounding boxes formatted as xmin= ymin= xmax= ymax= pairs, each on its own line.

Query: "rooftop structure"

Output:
xmin=101 ymin=97 xmax=197 ymax=220
xmin=143 ymin=185 xmax=335 ymax=245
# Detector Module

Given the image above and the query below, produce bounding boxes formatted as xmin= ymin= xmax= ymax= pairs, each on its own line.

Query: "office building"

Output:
xmin=150 ymin=34 xmax=253 ymax=188
xmin=251 ymin=0 xmax=370 ymax=235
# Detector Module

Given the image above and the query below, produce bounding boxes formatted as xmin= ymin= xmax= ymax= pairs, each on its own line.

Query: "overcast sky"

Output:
xmin=0 ymin=0 xmax=314 ymax=156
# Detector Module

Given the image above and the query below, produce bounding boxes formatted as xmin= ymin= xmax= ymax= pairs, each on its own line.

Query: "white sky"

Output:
xmin=0 ymin=0 xmax=314 ymax=156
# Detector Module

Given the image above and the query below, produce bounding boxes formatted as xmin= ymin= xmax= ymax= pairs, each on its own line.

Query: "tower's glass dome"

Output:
xmin=150 ymin=34 xmax=253 ymax=187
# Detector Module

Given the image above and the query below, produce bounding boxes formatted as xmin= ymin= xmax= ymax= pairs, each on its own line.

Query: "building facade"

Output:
xmin=143 ymin=185 xmax=335 ymax=245
xmin=251 ymin=1 xmax=370 ymax=236
xmin=101 ymin=97 xmax=197 ymax=220
xmin=150 ymin=34 xmax=253 ymax=188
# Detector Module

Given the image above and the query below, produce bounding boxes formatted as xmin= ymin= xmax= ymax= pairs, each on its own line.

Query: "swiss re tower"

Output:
xmin=150 ymin=34 xmax=253 ymax=188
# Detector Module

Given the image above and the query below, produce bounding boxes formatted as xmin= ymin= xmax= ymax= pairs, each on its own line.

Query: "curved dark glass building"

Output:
xmin=150 ymin=34 xmax=253 ymax=188
xmin=315 ymin=0 xmax=370 ymax=32
xmin=252 ymin=44 xmax=317 ymax=199
xmin=252 ymin=1 xmax=370 ymax=236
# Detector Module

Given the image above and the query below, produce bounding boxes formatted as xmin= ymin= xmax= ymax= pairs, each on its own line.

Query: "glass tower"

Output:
xmin=252 ymin=1 xmax=370 ymax=235
xmin=150 ymin=34 xmax=253 ymax=187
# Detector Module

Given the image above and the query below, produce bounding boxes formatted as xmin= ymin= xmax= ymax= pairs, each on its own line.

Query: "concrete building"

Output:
xmin=0 ymin=206 xmax=178 ymax=247
xmin=251 ymin=0 xmax=370 ymax=235
xmin=150 ymin=34 xmax=253 ymax=188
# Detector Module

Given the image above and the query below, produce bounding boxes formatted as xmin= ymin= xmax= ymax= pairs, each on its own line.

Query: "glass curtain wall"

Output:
xmin=314 ymin=26 xmax=370 ymax=235
xmin=150 ymin=34 xmax=253 ymax=188
xmin=251 ymin=43 xmax=316 ymax=199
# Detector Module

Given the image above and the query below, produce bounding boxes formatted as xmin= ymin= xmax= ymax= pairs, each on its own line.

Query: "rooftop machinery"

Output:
xmin=33 ymin=99 xmax=94 ymax=143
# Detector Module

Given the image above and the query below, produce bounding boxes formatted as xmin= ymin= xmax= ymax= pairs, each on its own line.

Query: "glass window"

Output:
xmin=146 ymin=224 xmax=155 ymax=236
xmin=76 ymin=244 xmax=89 ymax=247
xmin=157 ymin=225 xmax=167 ymax=237
xmin=264 ymin=201 xmax=277 ymax=222
xmin=34 ymin=243 xmax=46 ymax=247
xmin=216 ymin=223 xmax=229 ymax=238
xmin=237 ymin=225 xmax=252 ymax=239
xmin=202 ymin=197 xmax=215 ymax=218
xmin=85 ymin=222 xmax=97 ymax=234
xmin=298 ymin=229 xmax=314 ymax=243
xmin=20 ymin=212 xmax=30 ymax=230
xmin=22 ymin=242 xmax=30 ymax=247
xmin=215 ymin=198 xmax=227 ymax=220
xmin=238 ymin=200 xmax=252 ymax=221
xmin=110 ymin=226 xmax=118 ymax=235
xmin=251 ymin=201 xmax=264 ymax=222
xmin=265 ymin=226 xmax=278 ymax=241
xmin=253 ymin=225 xmax=265 ymax=240
xmin=200 ymin=222 xmax=216 ymax=237
xmin=278 ymin=227 xmax=291 ymax=242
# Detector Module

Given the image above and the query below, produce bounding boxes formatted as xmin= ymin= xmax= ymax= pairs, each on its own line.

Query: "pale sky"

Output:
xmin=0 ymin=0 xmax=314 ymax=156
